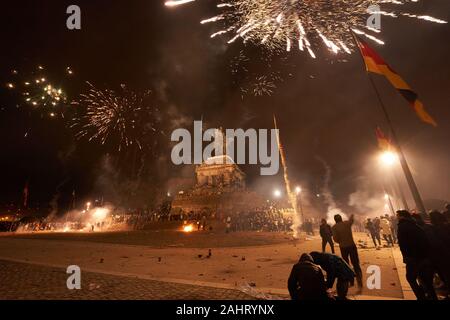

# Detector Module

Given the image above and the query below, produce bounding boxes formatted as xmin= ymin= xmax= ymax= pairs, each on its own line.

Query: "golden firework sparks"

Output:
xmin=166 ymin=0 xmax=446 ymax=57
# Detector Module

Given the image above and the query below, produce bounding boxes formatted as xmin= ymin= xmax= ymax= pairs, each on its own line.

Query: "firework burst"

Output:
xmin=72 ymin=82 xmax=160 ymax=152
xmin=229 ymin=48 xmax=291 ymax=97
xmin=251 ymin=74 xmax=279 ymax=96
xmin=5 ymin=65 xmax=71 ymax=116
xmin=166 ymin=0 xmax=446 ymax=57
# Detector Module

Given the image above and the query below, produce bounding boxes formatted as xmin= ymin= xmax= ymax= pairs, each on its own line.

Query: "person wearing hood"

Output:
xmin=310 ymin=251 xmax=356 ymax=300
xmin=287 ymin=253 xmax=332 ymax=301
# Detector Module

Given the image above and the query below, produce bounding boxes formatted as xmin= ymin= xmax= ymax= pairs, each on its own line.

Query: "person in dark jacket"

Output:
xmin=388 ymin=214 xmax=398 ymax=244
xmin=397 ymin=210 xmax=437 ymax=300
xmin=429 ymin=211 xmax=450 ymax=249
xmin=443 ymin=204 xmax=450 ymax=222
xmin=365 ymin=218 xmax=381 ymax=248
xmin=320 ymin=219 xmax=335 ymax=254
xmin=310 ymin=251 xmax=356 ymax=300
xmin=429 ymin=211 xmax=450 ymax=294
xmin=287 ymin=253 xmax=332 ymax=301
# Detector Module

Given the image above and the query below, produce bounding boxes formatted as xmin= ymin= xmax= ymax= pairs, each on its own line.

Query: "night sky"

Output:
xmin=0 ymin=0 xmax=449 ymax=213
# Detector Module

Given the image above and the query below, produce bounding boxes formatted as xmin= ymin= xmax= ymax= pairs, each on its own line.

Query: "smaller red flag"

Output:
xmin=375 ymin=127 xmax=392 ymax=151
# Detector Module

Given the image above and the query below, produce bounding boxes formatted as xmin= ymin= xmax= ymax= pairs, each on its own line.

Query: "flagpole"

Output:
xmin=383 ymin=184 xmax=396 ymax=216
xmin=351 ymin=32 xmax=427 ymax=214
xmin=391 ymin=167 xmax=410 ymax=211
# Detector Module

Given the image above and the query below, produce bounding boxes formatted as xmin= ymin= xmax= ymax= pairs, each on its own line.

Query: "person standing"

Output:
xmin=225 ymin=216 xmax=232 ymax=233
xmin=310 ymin=251 xmax=356 ymax=300
xmin=365 ymin=218 xmax=381 ymax=248
xmin=332 ymin=214 xmax=363 ymax=291
xmin=397 ymin=210 xmax=437 ymax=300
xmin=443 ymin=204 xmax=450 ymax=222
xmin=319 ymin=219 xmax=335 ymax=254
xmin=388 ymin=214 xmax=398 ymax=244
xmin=201 ymin=215 xmax=207 ymax=231
xmin=429 ymin=211 xmax=450 ymax=294
xmin=380 ymin=216 xmax=394 ymax=247
xmin=373 ymin=217 xmax=381 ymax=240
xmin=287 ymin=253 xmax=332 ymax=301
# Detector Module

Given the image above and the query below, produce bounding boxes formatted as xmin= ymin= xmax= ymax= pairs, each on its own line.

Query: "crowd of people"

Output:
xmin=227 ymin=210 xmax=293 ymax=232
xmin=288 ymin=204 xmax=450 ymax=300
xmin=365 ymin=215 xmax=397 ymax=248
xmin=396 ymin=209 xmax=450 ymax=300
xmin=289 ymin=213 xmax=362 ymax=300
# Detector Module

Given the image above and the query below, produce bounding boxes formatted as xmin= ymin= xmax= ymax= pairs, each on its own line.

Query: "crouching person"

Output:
xmin=288 ymin=253 xmax=334 ymax=301
xmin=310 ymin=251 xmax=356 ymax=300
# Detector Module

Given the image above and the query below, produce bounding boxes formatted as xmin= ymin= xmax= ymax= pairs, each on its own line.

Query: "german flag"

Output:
xmin=375 ymin=127 xmax=392 ymax=151
xmin=356 ymin=38 xmax=437 ymax=127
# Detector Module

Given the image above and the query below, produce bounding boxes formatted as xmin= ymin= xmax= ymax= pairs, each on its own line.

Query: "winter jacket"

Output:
xmin=310 ymin=252 xmax=356 ymax=288
xmin=320 ymin=224 xmax=333 ymax=240
xmin=332 ymin=216 xmax=355 ymax=249
xmin=288 ymin=254 xmax=330 ymax=300
xmin=380 ymin=218 xmax=392 ymax=236
xmin=365 ymin=221 xmax=377 ymax=235
xmin=397 ymin=218 xmax=430 ymax=263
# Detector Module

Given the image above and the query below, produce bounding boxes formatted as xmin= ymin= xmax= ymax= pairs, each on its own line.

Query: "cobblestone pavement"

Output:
xmin=0 ymin=260 xmax=254 ymax=300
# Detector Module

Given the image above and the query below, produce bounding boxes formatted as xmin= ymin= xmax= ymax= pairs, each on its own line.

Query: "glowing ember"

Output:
xmin=183 ymin=224 xmax=195 ymax=233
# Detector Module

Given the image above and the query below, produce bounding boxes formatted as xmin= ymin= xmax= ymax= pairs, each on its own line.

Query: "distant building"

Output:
xmin=196 ymin=155 xmax=246 ymax=190
xmin=171 ymin=155 xmax=265 ymax=218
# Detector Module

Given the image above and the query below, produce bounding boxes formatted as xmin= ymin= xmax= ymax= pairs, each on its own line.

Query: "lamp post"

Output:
xmin=385 ymin=193 xmax=396 ymax=216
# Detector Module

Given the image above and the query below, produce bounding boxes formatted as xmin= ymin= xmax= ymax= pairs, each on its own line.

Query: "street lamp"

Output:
xmin=379 ymin=151 xmax=398 ymax=167
xmin=379 ymin=150 xmax=409 ymax=211
xmin=273 ymin=189 xmax=282 ymax=198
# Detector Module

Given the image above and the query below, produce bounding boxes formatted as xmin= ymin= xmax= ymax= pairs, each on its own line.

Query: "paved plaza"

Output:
xmin=0 ymin=230 xmax=408 ymax=300
xmin=0 ymin=259 xmax=255 ymax=300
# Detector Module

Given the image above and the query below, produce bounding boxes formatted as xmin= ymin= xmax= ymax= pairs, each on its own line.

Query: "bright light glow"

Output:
xmin=183 ymin=224 xmax=194 ymax=233
xmin=295 ymin=186 xmax=302 ymax=195
xmin=380 ymin=151 xmax=398 ymax=166
xmin=92 ymin=207 xmax=109 ymax=221
xmin=274 ymin=189 xmax=282 ymax=198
